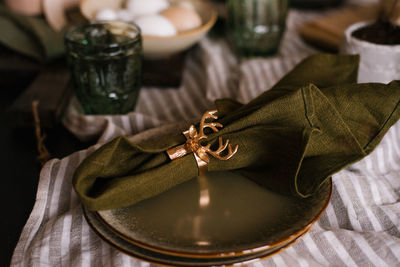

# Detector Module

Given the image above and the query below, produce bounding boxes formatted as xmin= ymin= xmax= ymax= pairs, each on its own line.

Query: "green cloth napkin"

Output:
xmin=0 ymin=4 xmax=65 ymax=62
xmin=73 ymin=54 xmax=400 ymax=211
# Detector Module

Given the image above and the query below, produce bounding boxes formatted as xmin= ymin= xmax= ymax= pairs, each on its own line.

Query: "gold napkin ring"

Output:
xmin=166 ymin=110 xmax=238 ymax=175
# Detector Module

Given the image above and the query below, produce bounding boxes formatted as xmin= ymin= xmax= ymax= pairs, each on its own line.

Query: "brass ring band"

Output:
xmin=166 ymin=110 xmax=238 ymax=176
xmin=166 ymin=130 xmax=209 ymax=175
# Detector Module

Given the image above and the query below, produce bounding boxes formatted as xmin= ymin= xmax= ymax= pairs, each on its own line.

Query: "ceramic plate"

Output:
xmin=87 ymin=171 xmax=331 ymax=259
xmin=84 ymin=205 xmax=310 ymax=266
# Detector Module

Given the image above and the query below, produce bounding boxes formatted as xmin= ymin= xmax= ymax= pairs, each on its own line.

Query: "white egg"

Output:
xmin=135 ymin=15 xmax=177 ymax=36
xmin=96 ymin=8 xmax=118 ymax=21
xmin=117 ymin=9 xmax=135 ymax=22
xmin=161 ymin=6 xmax=202 ymax=32
xmin=126 ymin=0 xmax=169 ymax=17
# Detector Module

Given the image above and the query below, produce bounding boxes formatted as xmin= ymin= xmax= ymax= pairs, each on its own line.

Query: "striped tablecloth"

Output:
xmin=11 ymin=2 xmax=400 ymax=267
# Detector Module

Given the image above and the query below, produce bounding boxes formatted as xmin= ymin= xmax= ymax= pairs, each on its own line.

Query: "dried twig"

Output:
xmin=32 ymin=100 xmax=51 ymax=165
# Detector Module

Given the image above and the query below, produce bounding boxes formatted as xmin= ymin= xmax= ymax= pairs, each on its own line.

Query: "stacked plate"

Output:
xmin=84 ymin=171 xmax=331 ymax=266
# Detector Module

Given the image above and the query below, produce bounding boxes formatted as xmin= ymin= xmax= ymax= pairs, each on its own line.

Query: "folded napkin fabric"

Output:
xmin=73 ymin=54 xmax=400 ymax=211
xmin=0 ymin=4 xmax=64 ymax=61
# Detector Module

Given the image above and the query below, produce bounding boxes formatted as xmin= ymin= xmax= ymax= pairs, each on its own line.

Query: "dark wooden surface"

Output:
xmin=0 ymin=43 xmax=187 ymax=266
xmin=0 ymin=47 xmax=94 ymax=267
xmin=7 ymin=65 xmax=72 ymax=128
xmin=4 ymin=50 xmax=186 ymax=129
xmin=143 ymin=51 xmax=187 ymax=87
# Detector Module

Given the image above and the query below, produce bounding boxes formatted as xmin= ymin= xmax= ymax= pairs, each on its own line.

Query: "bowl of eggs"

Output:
xmin=80 ymin=0 xmax=217 ymax=58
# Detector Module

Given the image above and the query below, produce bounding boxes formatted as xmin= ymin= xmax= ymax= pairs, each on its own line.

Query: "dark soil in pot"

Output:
xmin=352 ymin=20 xmax=400 ymax=45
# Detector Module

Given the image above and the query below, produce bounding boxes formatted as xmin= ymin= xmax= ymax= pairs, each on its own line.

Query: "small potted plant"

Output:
xmin=341 ymin=0 xmax=400 ymax=83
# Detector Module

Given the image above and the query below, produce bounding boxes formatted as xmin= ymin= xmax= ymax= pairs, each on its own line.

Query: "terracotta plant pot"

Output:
xmin=340 ymin=21 xmax=400 ymax=83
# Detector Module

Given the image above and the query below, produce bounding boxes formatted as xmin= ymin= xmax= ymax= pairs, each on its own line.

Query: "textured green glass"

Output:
xmin=65 ymin=21 xmax=142 ymax=115
xmin=227 ymin=0 xmax=288 ymax=57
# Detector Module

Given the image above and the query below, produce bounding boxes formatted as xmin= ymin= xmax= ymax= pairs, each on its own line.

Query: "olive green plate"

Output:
xmin=88 ymin=171 xmax=331 ymax=260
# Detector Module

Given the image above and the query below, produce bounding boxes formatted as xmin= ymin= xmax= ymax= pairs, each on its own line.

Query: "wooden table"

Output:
xmin=0 ymin=43 xmax=188 ymax=265
xmin=0 ymin=46 xmax=93 ymax=266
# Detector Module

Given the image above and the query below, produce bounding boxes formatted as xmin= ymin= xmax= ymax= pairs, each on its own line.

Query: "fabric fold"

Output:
xmin=73 ymin=54 xmax=400 ymax=211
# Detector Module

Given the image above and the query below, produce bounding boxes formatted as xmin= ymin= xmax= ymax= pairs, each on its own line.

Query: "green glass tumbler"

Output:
xmin=65 ymin=21 xmax=142 ymax=115
xmin=227 ymin=0 xmax=289 ymax=57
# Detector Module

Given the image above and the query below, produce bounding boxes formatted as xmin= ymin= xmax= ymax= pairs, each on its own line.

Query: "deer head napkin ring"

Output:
xmin=167 ymin=110 xmax=239 ymax=175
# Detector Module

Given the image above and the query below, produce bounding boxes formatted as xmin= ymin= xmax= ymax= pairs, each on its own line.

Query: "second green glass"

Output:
xmin=227 ymin=0 xmax=289 ymax=57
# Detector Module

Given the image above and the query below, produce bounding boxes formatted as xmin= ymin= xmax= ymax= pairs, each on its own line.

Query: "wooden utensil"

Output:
xmin=299 ymin=4 xmax=379 ymax=51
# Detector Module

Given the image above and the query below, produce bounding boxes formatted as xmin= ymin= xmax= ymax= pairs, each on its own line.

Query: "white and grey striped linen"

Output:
xmin=12 ymin=4 xmax=400 ymax=267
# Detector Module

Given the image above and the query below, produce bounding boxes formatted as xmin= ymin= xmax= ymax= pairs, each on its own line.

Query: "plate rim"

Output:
xmin=84 ymin=207 xmax=313 ymax=266
xmin=90 ymin=178 xmax=332 ymax=259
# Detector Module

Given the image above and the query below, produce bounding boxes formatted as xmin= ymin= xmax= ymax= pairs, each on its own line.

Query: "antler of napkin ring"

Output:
xmin=166 ymin=110 xmax=239 ymax=175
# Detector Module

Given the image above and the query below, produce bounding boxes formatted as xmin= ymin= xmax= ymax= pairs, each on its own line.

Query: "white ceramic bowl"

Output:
xmin=80 ymin=0 xmax=217 ymax=58
xmin=340 ymin=21 xmax=400 ymax=83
